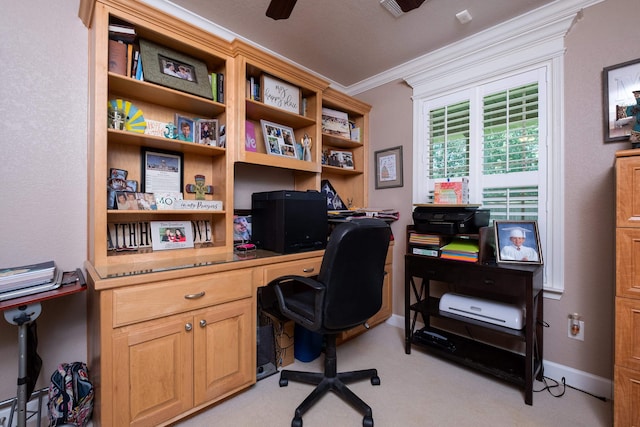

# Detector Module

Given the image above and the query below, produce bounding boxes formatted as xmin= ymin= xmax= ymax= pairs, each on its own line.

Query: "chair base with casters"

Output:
xmin=279 ymin=334 xmax=379 ymax=427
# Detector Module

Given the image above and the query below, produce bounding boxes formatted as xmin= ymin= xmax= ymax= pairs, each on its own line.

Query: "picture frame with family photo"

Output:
xmin=260 ymin=120 xmax=297 ymax=158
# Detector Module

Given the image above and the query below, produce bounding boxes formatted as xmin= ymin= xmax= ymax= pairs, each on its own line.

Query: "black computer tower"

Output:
xmin=251 ymin=190 xmax=328 ymax=254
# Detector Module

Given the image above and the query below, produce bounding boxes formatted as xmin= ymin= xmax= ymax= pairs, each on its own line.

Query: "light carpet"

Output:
xmin=176 ymin=322 xmax=612 ymax=427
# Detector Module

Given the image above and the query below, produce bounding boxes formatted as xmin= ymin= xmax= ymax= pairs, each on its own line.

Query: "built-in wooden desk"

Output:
xmin=86 ymin=246 xmax=392 ymax=426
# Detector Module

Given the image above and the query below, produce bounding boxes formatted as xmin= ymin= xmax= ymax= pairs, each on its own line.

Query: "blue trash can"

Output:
xmin=294 ymin=324 xmax=323 ymax=362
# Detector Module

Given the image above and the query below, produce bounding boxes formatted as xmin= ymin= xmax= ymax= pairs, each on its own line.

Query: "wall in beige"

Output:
xmin=0 ymin=0 xmax=89 ymax=400
xmin=358 ymin=0 xmax=639 ymax=391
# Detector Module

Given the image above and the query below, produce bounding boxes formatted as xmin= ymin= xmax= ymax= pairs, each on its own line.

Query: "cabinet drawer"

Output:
xmin=405 ymin=255 xmax=459 ymax=283
xmin=616 ymin=228 xmax=640 ymax=299
xmin=615 ymin=296 xmax=640 ymax=371
xmin=263 ymin=257 xmax=323 ymax=284
xmin=456 ymin=271 xmax=527 ymax=300
xmin=113 ymin=269 xmax=253 ymax=327
xmin=616 ymin=155 xmax=640 ymax=228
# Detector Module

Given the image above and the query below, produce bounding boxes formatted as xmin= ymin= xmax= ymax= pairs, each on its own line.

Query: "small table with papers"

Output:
xmin=1 ymin=269 xmax=86 ymax=427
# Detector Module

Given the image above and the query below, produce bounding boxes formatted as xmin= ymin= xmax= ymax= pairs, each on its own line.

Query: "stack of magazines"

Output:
xmin=0 ymin=260 xmax=62 ymax=301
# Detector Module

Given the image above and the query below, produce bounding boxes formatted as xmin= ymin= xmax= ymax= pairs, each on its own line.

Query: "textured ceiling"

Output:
xmin=165 ymin=0 xmax=556 ymax=88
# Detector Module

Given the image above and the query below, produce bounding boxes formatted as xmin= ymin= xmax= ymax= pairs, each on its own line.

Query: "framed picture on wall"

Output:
xmin=602 ymin=57 xmax=640 ymax=142
xmin=374 ymin=146 xmax=403 ymax=189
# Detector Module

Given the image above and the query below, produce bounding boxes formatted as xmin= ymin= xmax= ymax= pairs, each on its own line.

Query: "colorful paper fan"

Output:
xmin=108 ymin=99 xmax=147 ymax=133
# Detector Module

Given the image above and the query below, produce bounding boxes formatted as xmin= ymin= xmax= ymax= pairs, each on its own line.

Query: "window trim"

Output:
xmin=403 ymin=5 xmax=580 ymax=297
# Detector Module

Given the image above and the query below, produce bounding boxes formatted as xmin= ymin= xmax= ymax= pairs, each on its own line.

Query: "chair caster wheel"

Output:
xmin=280 ymin=378 xmax=289 ymax=387
xmin=363 ymin=415 xmax=374 ymax=427
xmin=292 ymin=416 xmax=303 ymax=427
xmin=371 ymin=376 xmax=381 ymax=386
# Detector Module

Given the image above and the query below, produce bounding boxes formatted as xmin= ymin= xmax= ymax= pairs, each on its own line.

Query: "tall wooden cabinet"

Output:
xmin=79 ymin=1 xmax=379 ymax=426
xmin=614 ymin=149 xmax=640 ymax=427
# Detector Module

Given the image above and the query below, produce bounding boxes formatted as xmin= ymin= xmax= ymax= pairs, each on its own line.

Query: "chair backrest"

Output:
xmin=317 ymin=218 xmax=391 ymax=331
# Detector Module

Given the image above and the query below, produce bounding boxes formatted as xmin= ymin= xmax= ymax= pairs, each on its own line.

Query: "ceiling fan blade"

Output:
xmin=266 ymin=0 xmax=298 ymax=20
xmin=395 ymin=0 xmax=426 ymax=13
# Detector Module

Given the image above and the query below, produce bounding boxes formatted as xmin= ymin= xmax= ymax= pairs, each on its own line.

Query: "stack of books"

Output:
xmin=408 ymin=232 xmax=449 ymax=257
xmin=439 ymin=239 xmax=479 ymax=263
xmin=0 ymin=260 xmax=61 ymax=301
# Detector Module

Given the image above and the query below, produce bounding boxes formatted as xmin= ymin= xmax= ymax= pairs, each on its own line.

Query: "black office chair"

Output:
xmin=265 ymin=218 xmax=391 ymax=427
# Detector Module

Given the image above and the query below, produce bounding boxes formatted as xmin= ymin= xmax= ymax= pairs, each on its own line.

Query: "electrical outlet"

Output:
xmin=568 ymin=318 xmax=584 ymax=341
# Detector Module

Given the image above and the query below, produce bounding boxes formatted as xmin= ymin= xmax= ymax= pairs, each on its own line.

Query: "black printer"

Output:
xmin=413 ymin=205 xmax=489 ymax=235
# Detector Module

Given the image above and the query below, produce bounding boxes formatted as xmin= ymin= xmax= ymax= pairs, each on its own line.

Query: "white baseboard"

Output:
xmin=385 ymin=314 xmax=613 ymax=400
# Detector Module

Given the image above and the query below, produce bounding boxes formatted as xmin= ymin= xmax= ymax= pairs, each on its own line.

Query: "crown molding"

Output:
xmin=346 ymin=0 xmax=604 ymax=96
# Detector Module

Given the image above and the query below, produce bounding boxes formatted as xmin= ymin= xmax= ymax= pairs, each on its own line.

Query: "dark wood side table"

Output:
xmin=404 ymin=255 xmax=543 ymax=405
xmin=1 ymin=269 xmax=86 ymax=427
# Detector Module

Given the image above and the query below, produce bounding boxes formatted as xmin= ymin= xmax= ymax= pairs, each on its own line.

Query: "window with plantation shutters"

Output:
xmin=414 ymin=67 xmax=560 ymax=293
xmin=407 ymin=7 xmax=576 ymax=295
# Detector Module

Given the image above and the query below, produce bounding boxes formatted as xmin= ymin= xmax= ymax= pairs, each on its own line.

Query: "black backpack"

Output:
xmin=47 ymin=362 xmax=94 ymax=427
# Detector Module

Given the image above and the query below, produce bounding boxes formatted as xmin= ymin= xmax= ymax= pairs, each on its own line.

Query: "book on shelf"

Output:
xmin=108 ymin=23 xmax=136 ymax=43
xmin=245 ymin=121 xmax=257 ymax=152
xmin=411 ymin=246 xmax=440 ymax=257
xmin=126 ymin=43 xmax=134 ymax=77
xmin=409 ymin=232 xmax=449 ymax=247
xmin=433 ymin=178 xmax=469 ymax=204
xmin=108 ymin=40 xmax=127 ymax=76
xmin=210 ymin=73 xmax=218 ymax=102
xmin=216 ymin=73 xmax=224 ymax=103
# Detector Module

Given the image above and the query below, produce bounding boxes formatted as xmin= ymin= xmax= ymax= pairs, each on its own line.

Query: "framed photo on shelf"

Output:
xmin=260 ymin=120 xmax=297 ymax=158
xmin=329 ymin=150 xmax=354 ymax=169
xmin=321 ymin=107 xmax=350 ymax=138
xmin=141 ymin=148 xmax=184 ymax=194
xmin=261 ymin=74 xmax=301 ymax=114
xmin=150 ymin=221 xmax=194 ymax=251
xmin=233 ymin=209 xmax=252 ymax=243
xmin=602 ymin=57 xmax=640 ymax=142
xmin=115 ymin=192 xmax=158 ymax=210
xmin=196 ymin=119 xmax=218 ymax=146
xmin=494 ymin=220 xmax=543 ymax=265
xmin=138 ymin=38 xmax=213 ymax=100
xmin=374 ymin=146 xmax=403 ymax=189
xmin=175 ymin=114 xmax=195 ymax=142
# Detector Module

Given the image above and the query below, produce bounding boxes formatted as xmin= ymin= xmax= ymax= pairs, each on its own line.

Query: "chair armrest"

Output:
xmin=268 ymin=275 xmax=325 ymax=331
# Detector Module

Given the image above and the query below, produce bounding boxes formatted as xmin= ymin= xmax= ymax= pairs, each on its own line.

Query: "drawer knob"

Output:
xmin=200 ymin=319 xmax=207 ymax=328
xmin=184 ymin=291 xmax=205 ymax=299
xmin=185 ymin=323 xmax=193 ymax=331
xmin=483 ymin=279 xmax=494 ymax=285
xmin=303 ymin=267 xmax=315 ymax=273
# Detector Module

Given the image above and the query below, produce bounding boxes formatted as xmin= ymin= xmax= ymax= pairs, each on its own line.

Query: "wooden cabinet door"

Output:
xmin=616 ymin=156 xmax=640 ymax=228
xmin=615 ymin=297 xmax=640 ymax=371
xmin=113 ymin=313 xmax=194 ymax=427
xmin=193 ymin=298 xmax=254 ymax=406
xmin=614 ymin=365 xmax=640 ymax=427
xmin=616 ymin=228 xmax=640 ymax=299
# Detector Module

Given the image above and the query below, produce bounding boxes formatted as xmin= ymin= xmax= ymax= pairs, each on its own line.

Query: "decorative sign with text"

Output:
xmin=107 ymin=220 xmax=213 ymax=253
xmin=261 ymin=74 xmax=300 ymax=114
